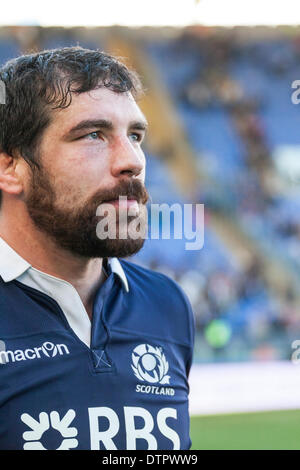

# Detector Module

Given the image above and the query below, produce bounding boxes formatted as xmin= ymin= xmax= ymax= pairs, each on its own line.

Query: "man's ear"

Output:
xmin=0 ymin=151 xmax=24 ymax=197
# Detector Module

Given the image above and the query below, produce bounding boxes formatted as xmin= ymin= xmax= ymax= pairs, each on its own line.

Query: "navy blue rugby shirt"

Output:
xmin=0 ymin=238 xmax=195 ymax=450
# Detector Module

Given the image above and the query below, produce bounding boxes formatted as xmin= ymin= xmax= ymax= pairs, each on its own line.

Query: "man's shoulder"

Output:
xmin=119 ymin=259 xmax=194 ymax=321
xmin=120 ymin=259 xmax=195 ymax=353
xmin=120 ymin=258 xmax=186 ymax=297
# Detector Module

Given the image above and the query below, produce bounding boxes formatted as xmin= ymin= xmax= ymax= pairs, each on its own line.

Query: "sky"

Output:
xmin=1 ymin=0 xmax=299 ymax=27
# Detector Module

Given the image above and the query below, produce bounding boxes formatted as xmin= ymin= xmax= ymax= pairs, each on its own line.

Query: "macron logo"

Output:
xmin=0 ymin=341 xmax=70 ymax=365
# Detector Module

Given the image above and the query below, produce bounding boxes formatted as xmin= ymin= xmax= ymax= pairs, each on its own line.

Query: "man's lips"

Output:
xmin=102 ymin=198 xmax=140 ymax=211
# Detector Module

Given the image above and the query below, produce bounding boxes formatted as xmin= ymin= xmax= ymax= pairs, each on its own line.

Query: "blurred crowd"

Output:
xmin=141 ymin=29 xmax=300 ymax=362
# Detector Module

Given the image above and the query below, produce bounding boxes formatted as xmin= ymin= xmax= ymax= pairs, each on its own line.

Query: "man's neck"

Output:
xmin=0 ymin=210 xmax=105 ymax=319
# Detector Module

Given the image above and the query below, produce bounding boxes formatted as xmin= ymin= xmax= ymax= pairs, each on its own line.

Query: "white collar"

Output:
xmin=0 ymin=236 xmax=129 ymax=292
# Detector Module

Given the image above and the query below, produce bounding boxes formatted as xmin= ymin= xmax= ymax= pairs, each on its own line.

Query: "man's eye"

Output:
xmin=78 ymin=131 xmax=104 ymax=141
xmin=87 ymin=131 xmax=103 ymax=140
xmin=130 ymin=133 xmax=142 ymax=142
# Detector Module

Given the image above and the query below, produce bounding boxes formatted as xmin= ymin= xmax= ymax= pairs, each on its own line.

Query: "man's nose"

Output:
xmin=110 ymin=136 xmax=145 ymax=178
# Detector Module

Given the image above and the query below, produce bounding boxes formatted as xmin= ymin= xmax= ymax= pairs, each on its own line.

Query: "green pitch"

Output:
xmin=190 ymin=409 xmax=300 ymax=450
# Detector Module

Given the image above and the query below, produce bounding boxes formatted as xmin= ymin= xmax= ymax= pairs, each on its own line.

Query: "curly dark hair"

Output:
xmin=0 ymin=46 xmax=143 ymax=205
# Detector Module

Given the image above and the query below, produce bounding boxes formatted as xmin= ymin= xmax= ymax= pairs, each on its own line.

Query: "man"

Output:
xmin=0 ymin=47 xmax=194 ymax=450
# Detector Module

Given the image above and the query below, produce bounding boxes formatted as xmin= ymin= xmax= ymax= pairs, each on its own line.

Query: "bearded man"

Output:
xmin=0 ymin=47 xmax=194 ymax=450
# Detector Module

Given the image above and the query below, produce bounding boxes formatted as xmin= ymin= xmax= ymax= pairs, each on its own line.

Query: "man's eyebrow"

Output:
xmin=129 ymin=120 xmax=148 ymax=131
xmin=64 ymin=119 xmax=113 ymax=138
xmin=64 ymin=118 xmax=148 ymax=138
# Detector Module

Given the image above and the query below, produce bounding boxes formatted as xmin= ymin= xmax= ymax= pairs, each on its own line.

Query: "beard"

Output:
xmin=24 ymin=164 xmax=149 ymax=259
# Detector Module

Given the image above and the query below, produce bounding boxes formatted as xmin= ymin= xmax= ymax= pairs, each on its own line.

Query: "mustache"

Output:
xmin=91 ymin=179 xmax=149 ymax=206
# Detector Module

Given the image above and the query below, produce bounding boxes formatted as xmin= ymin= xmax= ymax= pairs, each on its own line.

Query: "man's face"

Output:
xmin=24 ymin=86 xmax=149 ymax=258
